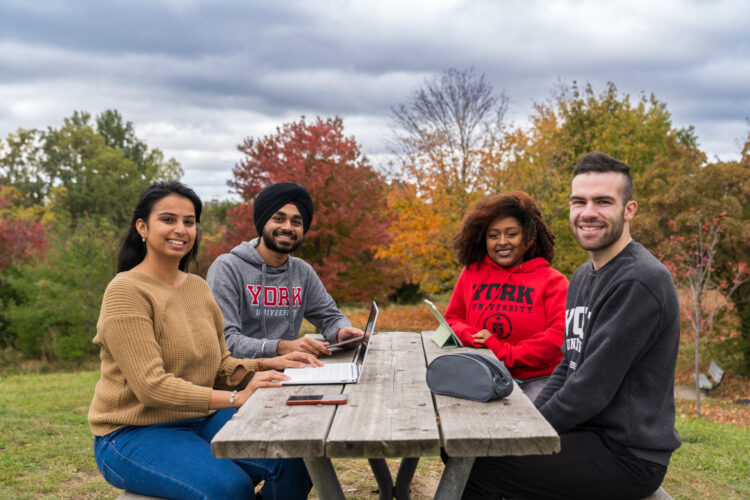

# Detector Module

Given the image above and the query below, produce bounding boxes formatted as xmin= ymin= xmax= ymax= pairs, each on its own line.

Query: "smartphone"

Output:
xmin=286 ymin=394 xmax=348 ymax=405
xmin=327 ymin=335 xmax=362 ymax=350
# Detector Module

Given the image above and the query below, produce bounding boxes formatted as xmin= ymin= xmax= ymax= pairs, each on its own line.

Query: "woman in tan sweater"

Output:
xmin=89 ymin=181 xmax=318 ymax=500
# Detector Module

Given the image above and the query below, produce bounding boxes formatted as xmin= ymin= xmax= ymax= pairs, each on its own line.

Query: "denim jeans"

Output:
xmin=94 ymin=408 xmax=311 ymax=500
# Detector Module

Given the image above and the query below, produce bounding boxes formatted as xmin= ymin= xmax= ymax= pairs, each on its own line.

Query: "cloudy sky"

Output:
xmin=1 ymin=0 xmax=748 ymax=200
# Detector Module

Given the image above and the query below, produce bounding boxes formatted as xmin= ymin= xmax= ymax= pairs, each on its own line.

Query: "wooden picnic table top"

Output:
xmin=211 ymin=331 xmax=559 ymax=460
xmin=211 ymin=330 xmax=559 ymax=499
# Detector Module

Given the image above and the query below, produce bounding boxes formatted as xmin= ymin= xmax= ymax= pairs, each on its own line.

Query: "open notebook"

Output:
xmin=282 ymin=301 xmax=378 ymax=384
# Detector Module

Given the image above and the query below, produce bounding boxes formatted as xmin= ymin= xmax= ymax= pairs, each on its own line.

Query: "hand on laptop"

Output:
xmin=278 ymin=337 xmax=332 ymax=357
xmin=265 ymin=352 xmax=324 ymax=370
xmin=333 ymin=326 xmax=365 ymax=349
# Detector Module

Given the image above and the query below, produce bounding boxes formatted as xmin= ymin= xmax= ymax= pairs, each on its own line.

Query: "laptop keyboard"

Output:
xmin=290 ymin=363 xmax=356 ymax=382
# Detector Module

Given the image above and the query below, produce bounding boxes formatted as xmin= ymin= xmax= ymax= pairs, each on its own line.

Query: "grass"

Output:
xmin=0 ymin=371 xmax=120 ymax=499
xmin=2 ymin=300 xmax=748 ymax=499
xmin=664 ymin=416 xmax=750 ymax=499
xmin=1 ymin=370 xmax=748 ymax=499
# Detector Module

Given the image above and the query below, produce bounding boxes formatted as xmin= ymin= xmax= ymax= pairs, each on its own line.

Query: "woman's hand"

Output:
xmin=471 ymin=329 xmax=492 ymax=345
xmin=234 ymin=370 xmax=288 ymax=407
xmin=263 ymin=352 xmax=324 ymax=371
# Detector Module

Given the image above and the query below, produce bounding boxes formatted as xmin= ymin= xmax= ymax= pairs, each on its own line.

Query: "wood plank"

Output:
xmin=421 ymin=331 xmax=560 ymax=457
xmin=326 ymin=332 xmax=441 ymax=458
xmin=211 ymin=342 xmax=356 ymax=459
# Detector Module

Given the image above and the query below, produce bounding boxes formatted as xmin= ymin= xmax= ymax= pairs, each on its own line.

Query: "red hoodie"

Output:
xmin=445 ymin=256 xmax=568 ymax=380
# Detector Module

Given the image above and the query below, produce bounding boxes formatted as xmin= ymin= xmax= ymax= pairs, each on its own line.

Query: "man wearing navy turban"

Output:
xmin=207 ymin=183 xmax=364 ymax=358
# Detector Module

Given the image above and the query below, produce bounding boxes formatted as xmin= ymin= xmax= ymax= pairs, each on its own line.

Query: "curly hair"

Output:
xmin=454 ymin=191 xmax=556 ymax=268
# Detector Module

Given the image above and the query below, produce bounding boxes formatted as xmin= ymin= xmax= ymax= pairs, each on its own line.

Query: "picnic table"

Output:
xmin=211 ymin=331 xmax=560 ymax=499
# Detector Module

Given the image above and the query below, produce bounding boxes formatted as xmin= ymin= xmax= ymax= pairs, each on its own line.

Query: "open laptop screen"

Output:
xmin=353 ymin=301 xmax=378 ymax=368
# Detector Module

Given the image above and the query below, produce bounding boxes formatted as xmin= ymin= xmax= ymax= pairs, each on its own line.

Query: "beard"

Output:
xmin=571 ymin=207 xmax=626 ymax=252
xmin=261 ymin=227 xmax=302 ymax=254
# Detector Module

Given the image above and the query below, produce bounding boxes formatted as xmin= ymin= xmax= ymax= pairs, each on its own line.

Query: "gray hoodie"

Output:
xmin=206 ymin=238 xmax=351 ymax=358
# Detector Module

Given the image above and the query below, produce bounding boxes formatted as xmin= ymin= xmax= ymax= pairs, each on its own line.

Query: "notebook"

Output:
xmin=282 ymin=301 xmax=378 ymax=385
xmin=424 ymin=299 xmax=463 ymax=348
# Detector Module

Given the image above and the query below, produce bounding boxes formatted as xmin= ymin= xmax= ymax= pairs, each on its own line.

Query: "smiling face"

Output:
xmin=485 ymin=216 xmax=528 ymax=269
xmin=259 ymin=203 xmax=304 ymax=256
xmin=136 ymin=194 xmax=197 ymax=263
xmin=569 ymin=171 xmax=637 ymax=268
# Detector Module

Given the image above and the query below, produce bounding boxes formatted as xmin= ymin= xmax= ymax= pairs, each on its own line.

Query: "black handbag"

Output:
xmin=426 ymin=352 xmax=514 ymax=402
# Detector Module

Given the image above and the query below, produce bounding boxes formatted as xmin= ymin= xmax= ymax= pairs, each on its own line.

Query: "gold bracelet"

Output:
xmin=257 ymin=358 xmax=264 ymax=371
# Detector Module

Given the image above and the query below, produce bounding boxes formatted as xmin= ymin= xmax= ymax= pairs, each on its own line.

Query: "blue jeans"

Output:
xmin=94 ymin=408 xmax=311 ymax=500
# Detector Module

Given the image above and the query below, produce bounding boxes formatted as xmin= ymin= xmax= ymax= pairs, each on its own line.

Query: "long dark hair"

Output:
xmin=454 ymin=191 xmax=556 ymax=268
xmin=116 ymin=181 xmax=203 ymax=273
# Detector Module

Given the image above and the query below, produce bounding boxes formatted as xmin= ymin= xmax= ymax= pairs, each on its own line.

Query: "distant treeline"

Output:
xmin=1 ymin=72 xmax=748 ymax=373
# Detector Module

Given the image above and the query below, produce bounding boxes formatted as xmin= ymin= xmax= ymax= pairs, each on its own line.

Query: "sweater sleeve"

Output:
xmin=301 ymin=263 xmax=350 ymax=342
xmin=211 ymin=301 xmax=259 ymax=389
xmin=207 ymin=256 xmax=265 ymax=358
xmin=537 ymin=280 xmax=663 ymax=433
xmin=483 ymin=271 xmax=567 ymax=370
xmin=98 ymin=283 xmax=212 ymax=411
xmin=445 ymin=270 xmax=482 ymax=347
xmin=534 ymin=355 xmax=568 ymax=407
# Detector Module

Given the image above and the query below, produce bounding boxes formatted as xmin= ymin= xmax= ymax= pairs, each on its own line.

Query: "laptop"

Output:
xmin=424 ymin=299 xmax=463 ymax=348
xmin=282 ymin=301 xmax=378 ymax=384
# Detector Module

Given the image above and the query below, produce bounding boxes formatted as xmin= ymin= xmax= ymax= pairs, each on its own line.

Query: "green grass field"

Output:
xmin=0 ymin=370 xmax=748 ymax=499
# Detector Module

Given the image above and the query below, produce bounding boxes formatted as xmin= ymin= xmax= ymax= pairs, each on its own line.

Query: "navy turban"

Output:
xmin=253 ymin=183 xmax=314 ymax=234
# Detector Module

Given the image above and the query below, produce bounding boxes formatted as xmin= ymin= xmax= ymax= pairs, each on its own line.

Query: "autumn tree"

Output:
xmin=0 ymin=185 xmax=49 ymax=348
xmin=0 ymin=110 xmax=183 ymax=361
xmin=217 ymin=116 xmax=405 ymax=302
xmin=655 ymin=136 xmax=750 ymax=375
xmin=503 ymin=82 xmax=705 ymax=276
xmin=662 ymin=210 xmax=749 ymax=415
xmin=0 ymin=185 xmax=48 ymax=271
xmin=383 ymin=69 xmax=510 ymax=292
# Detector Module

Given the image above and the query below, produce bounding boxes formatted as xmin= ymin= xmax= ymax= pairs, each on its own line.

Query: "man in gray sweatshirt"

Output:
xmin=461 ymin=152 xmax=681 ymax=500
xmin=207 ymin=183 xmax=363 ymax=359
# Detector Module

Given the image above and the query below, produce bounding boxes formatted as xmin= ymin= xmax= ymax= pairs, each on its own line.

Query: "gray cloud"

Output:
xmin=1 ymin=0 xmax=749 ymax=200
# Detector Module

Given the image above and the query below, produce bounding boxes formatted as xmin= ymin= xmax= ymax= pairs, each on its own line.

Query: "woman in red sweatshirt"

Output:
xmin=445 ymin=191 xmax=568 ymax=401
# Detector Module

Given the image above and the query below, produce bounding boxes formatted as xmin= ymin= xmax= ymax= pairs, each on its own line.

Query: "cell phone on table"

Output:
xmin=286 ymin=394 xmax=348 ymax=405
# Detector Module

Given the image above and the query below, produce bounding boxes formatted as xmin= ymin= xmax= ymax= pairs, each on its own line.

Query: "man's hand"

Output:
xmin=264 ymin=352 xmax=324 ymax=370
xmin=277 ymin=337 xmax=331 ymax=356
xmin=334 ymin=326 xmax=365 ymax=349
xmin=471 ymin=329 xmax=492 ymax=345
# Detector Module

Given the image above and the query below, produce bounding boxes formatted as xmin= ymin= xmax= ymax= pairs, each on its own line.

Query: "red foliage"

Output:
xmin=215 ymin=116 xmax=407 ymax=302
xmin=0 ymin=218 xmax=48 ymax=270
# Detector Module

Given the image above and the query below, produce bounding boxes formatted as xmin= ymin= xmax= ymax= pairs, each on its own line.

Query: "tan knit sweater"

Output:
xmin=88 ymin=271 xmax=258 ymax=436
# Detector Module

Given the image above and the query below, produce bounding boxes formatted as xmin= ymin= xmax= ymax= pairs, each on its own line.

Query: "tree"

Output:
xmin=0 ymin=129 xmax=47 ymax=207
xmin=0 ymin=185 xmax=49 ymax=348
xmin=503 ymin=82 xmax=705 ymax=276
xmin=383 ymin=69 xmax=510 ymax=292
xmin=0 ymin=185 xmax=48 ymax=271
xmin=219 ymin=116 xmax=405 ymax=302
xmin=655 ymin=136 xmax=750 ymax=375
xmin=40 ymin=111 xmax=183 ymax=226
xmin=390 ymin=68 xmax=509 ymax=194
xmin=4 ymin=218 xmax=117 ymax=361
xmin=662 ymin=210 xmax=749 ymax=415
xmin=1 ymin=110 xmax=183 ymax=227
